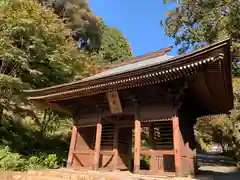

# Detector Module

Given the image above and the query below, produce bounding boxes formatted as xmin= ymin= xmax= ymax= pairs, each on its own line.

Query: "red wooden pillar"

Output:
xmin=184 ymin=122 xmax=197 ymax=177
xmin=113 ymin=125 xmax=119 ymax=170
xmin=134 ymin=115 xmax=141 ymax=173
xmin=93 ymin=120 xmax=102 ymax=170
xmin=172 ymin=116 xmax=184 ymax=176
xmin=185 ymin=142 xmax=196 ymax=176
xmin=67 ymin=125 xmax=77 ymax=168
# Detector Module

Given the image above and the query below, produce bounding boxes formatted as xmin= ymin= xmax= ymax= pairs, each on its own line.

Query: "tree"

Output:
xmin=37 ymin=0 xmax=133 ymax=65
xmin=38 ymin=0 xmax=103 ymax=52
xmin=0 ymin=0 xmax=90 ymax=122
xmin=94 ymin=24 xmax=133 ymax=65
xmin=161 ymin=0 xmax=240 ymax=164
xmin=161 ymin=0 xmax=240 ymax=75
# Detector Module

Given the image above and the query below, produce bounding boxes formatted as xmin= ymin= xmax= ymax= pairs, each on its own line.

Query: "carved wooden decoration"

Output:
xmin=106 ymin=91 xmax=123 ymax=114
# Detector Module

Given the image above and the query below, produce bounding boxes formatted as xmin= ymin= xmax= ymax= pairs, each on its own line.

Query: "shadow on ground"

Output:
xmin=197 ymin=167 xmax=240 ymax=180
xmin=195 ymin=153 xmax=240 ymax=180
xmin=197 ymin=153 xmax=237 ymax=166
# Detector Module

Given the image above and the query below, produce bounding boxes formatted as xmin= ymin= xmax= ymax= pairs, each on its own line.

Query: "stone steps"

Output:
xmin=0 ymin=169 xmax=214 ymax=180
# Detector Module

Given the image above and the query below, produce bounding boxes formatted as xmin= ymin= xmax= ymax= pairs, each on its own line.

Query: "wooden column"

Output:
xmin=134 ymin=115 xmax=141 ymax=173
xmin=67 ymin=125 xmax=78 ymax=168
xmin=184 ymin=121 xmax=197 ymax=177
xmin=93 ymin=120 xmax=102 ymax=170
xmin=172 ymin=116 xmax=184 ymax=176
xmin=113 ymin=125 xmax=119 ymax=170
xmin=185 ymin=142 xmax=196 ymax=176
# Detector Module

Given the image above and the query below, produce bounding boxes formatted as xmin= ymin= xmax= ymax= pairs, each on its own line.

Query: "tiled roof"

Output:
xmin=83 ymin=54 xmax=173 ymax=82
xmin=23 ymin=38 xmax=232 ymax=102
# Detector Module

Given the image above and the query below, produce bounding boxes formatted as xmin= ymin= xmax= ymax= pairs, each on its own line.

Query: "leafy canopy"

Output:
xmin=161 ymin=0 xmax=240 ymax=75
xmin=38 ymin=0 xmax=132 ymax=65
xmin=38 ymin=0 xmax=103 ymax=52
xmin=0 ymin=0 xmax=91 ymax=122
xmin=94 ymin=24 xmax=133 ymax=65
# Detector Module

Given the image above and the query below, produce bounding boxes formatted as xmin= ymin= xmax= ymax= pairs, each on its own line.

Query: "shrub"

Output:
xmin=43 ymin=154 xmax=59 ymax=169
xmin=0 ymin=146 xmax=61 ymax=171
xmin=0 ymin=146 xmax=25 ymax=171
xmin=25 ymin=156 xmax=43 ymax=170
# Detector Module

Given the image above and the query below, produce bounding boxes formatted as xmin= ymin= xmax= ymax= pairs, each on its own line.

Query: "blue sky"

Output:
xmin=88 ymin=0 xmax=178 ymax=57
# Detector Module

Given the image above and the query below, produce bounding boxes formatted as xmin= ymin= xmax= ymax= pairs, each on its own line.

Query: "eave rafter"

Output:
xmin=28 ymin=55 xmax=222 ymax=102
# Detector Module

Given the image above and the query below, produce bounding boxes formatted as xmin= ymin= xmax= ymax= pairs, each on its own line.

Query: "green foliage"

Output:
xmin=96 ymin=25 xmax=133 ymax=65
xmin=38 ymin=0 xmax=103 ymax=52
xmin=0 ymin=0 xmax=87 ymax=88
xmin=196 ymin=78 xmax=240 ymax=164
xmin=0 ymin=146 xmax=61 ymax=171
xmin=0 ymin=0 xmax=92 ymax=126
xmin=37 ymin=0 xmax=132 ymax=65
xmin=161 ymin=0 xmax=240 ymax=75
xmin=0 ymin=114 xmax=72 ymax=171
xmin=0 ymin=0 xmax=132 ymax=172
xmin=0 ymin=146 xmax=24 ymax=171
xmin=40 ymin=109 xmax=61 ymax=135
xmin=43 ymin=154 xmax=59 ymax=169
xmin=25 ymin=156 xmax=44 ymax=170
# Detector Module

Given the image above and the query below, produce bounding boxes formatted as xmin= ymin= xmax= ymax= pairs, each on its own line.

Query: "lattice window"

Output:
xmin=153 ymin=120 xmax=173 ymax=149
xmin=118 ymin=127 xmax=132 ymax=154
xmin=101 ymin=124 xmax=114 ymax=150
xmin=206 ymin=61 xmax=222 ymax=73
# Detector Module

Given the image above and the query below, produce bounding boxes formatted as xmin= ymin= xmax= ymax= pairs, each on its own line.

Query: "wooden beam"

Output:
xmin=32 ymin=100 xmax=72 ymax=116
xmin=113 ymin=125 xmax=119 ymax=170
xmin=67 ymin=126 xmax=78 ymax=168
xmin=134 ymin=116 xmax=141 ymax=173
xmin=46 ymin=102 xmax=72 ymax=115
xmin=140 ymin=150 xmax=174 ymax=156
xmin=76 ymin=124 xmax=97 ymax=128
xmin=93 ymin=120 xmax=102 ymax=170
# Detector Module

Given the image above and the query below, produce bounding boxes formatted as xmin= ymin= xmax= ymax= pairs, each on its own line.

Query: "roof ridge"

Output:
xmin=96 ymin=47 xmax=172 ymax=73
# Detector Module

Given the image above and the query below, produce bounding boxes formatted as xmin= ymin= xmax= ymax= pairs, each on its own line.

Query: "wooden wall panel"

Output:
xmin=140 ymin=104 xmax=175 ymax=121
xmin=72 ymin=153 xmax=93 ymax=169
xmin=99 ymin=153 xmax=114 ymax=169
xmin=74 ymin=113 xmax=99 ymax=126
xmin=75 ymin=127 xmax=96 ymax=150
xmin=118 ymin=127 xmax=132 ymax=170
xmin=71 ymin=127 xmax=96 ymax=170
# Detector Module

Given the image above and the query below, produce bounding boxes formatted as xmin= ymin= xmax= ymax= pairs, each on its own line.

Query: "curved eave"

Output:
xmin=24 ymin=39 xmax=233 ymax=112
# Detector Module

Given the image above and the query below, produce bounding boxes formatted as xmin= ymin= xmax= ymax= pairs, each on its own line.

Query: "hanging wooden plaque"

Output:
xmin=106 ymin=91 xmax=123 ymax=114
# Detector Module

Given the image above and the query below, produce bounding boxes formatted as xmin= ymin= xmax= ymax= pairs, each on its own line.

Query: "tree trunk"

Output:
xmin=0 ymin=107 xmax=3 ymax=126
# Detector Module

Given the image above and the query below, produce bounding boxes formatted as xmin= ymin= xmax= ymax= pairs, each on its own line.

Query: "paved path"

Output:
xmin=197 ymin=166 xmax=240 ymax=180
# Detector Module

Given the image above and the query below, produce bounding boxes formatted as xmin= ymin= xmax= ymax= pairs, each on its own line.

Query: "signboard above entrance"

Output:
xmin=106 ymin=91 xmax=123 ymax=114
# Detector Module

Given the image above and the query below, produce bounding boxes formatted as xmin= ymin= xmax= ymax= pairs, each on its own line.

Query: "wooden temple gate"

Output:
xmin=25 ymin=39 xmax=233 ymax=177
xmin=68 ymin=114 xmax=134 ymax=172
xmin=139 ymin=120 xmax=175 ymax=174
xmin=67 ymin=100 xmax=197 ymax=177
